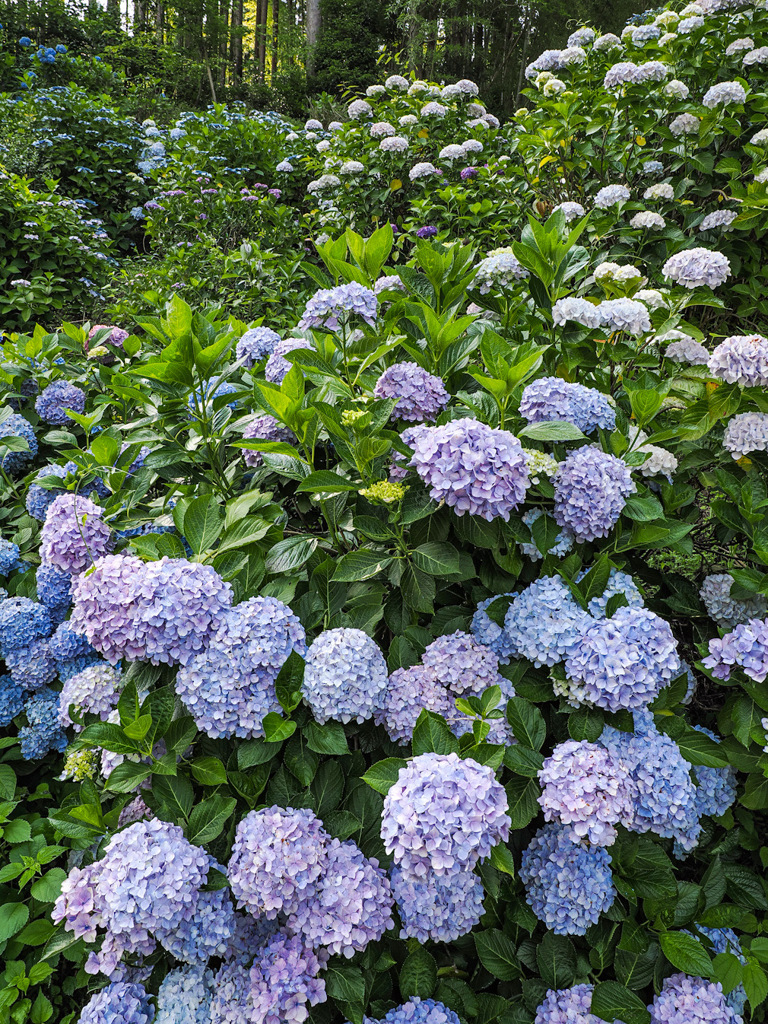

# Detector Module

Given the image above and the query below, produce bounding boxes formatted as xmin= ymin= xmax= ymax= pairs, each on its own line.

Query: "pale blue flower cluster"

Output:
xmin=176 ymin=596 xmax=305 ymax=738
xmin=299 ymin=282 xmax=378 ymax=330
xmin=39 ymin=494 xmax=113 ymax=576
xmin=471 ymin=595 xmax=516 ymax=663
xmin=409 ymin=418 xmax=529 ymax=521
xmin=186 ymin=380 xmax=238 ymax=417
xmin=35 ymin=380 xmax=86 ymax=424
xmin=26 ymin=463 xmax=73 ymax=521
xmin=373 ymin=362 xmax=449 ymax=422
xmin=78 ymin=982 xmax=153 ymax=1024
xmin=519 ymin=377 xmax=616 ymax=433
xmin=389 ymin=866 xmax=485 ymax=942
xmin=704 ymin=617 xmax=768 ymax=682
xmin=723 ymin=412 xmax=768 ymax=458
xmin=534 ymin=984 xmax=602 ymax=1024
xmin=648 ymin=973 xmax=740 ymax=1024
xmin=19 ymin=688 xmax=68 ymax=759
xmin=504 ymin=576 xmax=590 ymax=667
xmin=698 ymin=926 xmax=747 ymax=1015
xmin=594 ymin=184 xmax=630 ymax=208
xmin=58 ymin=662 xmax=121 ymax=729
xmin=662 ymin=247 xmax=731 ymax=289
xmin=264 ymin=338 xmax=309 ymax=383
xmin=708 ymin=334 xmax=768 ymax=386
xmin=0 ymin=414 xmax=38 ymax=474
xmin=360 ymin=998 xmax=462 ymax=1024
xmin=700 ymin=573 xmax=767 ymax=628
xmin=552 ymin=296 xmax=604 ymax=329
xmin=666 ymin=337 xmax=710 ymax=365
xmin=0 ymin=539 xmax=20 ymax=575
xmin=70 ymin=554 xmax=232 ymax=667
xmin=583 ymin=568 xmax=643 ymax=618
xmin=422 ymin=629 xmax=507 ymax=695
xmin=553 ymin=446 xmax=635 ymax=542
xmin=236 ymin=326 xmax=281 ymax=366
xmin=520 ymin=824 xmax=616 ymax=935
xmin=691 ymin=726 xmax=738 ymax=819
xmin=303 ymin=627 xmax=388 ymax=724
xmin=598 ymin=297 xmax=651 ymax=335
xmin=155 ymin=965 xmax=214 ymax=1024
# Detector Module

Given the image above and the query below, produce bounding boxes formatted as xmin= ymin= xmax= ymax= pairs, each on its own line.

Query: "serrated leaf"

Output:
xmin=362 ymin=758 xmax=407 ymax=795
xmin=400 ymin=948 xmax=438 ymax=998
xmin=474 ymin=929 xmax=521 ymax=981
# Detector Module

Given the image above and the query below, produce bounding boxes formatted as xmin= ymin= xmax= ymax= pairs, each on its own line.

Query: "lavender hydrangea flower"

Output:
xmin=534 ymin=985 xmax=603 ymax=1024
xmin=58 ymin=662 xmax=121 ymax=729
xmin=249 ymin=931 xmax=328 ymax=1024
xmin=703 ymin=80 xmax=747 ymax=107
xmin=228 ymin=807 xmax=329 ymax=919
xmin=409 ymin=418 xmax=529 ymax=522
xmin=264 ymin=339 xmax=310 ymax=384
xmin=242 ymin=415 xmax=296 ymax=468
xmin=88 ymin=325 xmax=128 ymax=351
xmin=0 ymin=597 xmax=52 ymax=655
xmin=598 ymin=298 xmax=651 ymax=335
xmin=381 ymin=752 xmax=510 ymax=880
xmin=69 ymin=554 xmax=232 ymax=667
xmin=390 ymin=866 xmax=484 ymax=942
xmin=35 ymin=381 xmax=86 ymax=425
xmin=666 ymin=337 xmax=710 ymax=364
xmin=600 ymin=713 xmax=701 ymax=850
xmin=670 ymin=112 xmax=700 ymax=136
xmin=594 ymin=184 xmax=630 ymax=208
xmin=0 ymin=414 xmax=38 ymax=473
xmin=553 ymin=446 xmax=635 ymax=542
xmin=700 ymin=573 xmax=767 ymax=628
xmin=708 ymin=334 xmax=768 ymax=386
xmin=303 ymin=627 xmax=387 ymax=724
xmin=520 ymin=377 xmax=616 ymax=433
xmin=299 ymin=283 xmax=378 ymax=331
xmin=389 ymin=424 xmax=428 ymax=482
xmin=236 ymin=326 xmax=280 ymax=366
xmin=422 ymin=630 xmax=506 ymax=695
xmin=700 ymin=210 xmax=738 ymax=232
xmin=723 ymin=412 xmax=768 ymax=458
xmin=288 ymin=838 xmax=394 ymax=955
xmin=369 ymin=998 xmax=462 ymax=1024
xmin=474 ymin=248 xmax=529 ymax=293
xmin=373 ymin=665 xmax=453 ymax=745
xmin=26 ymin=462 xmax=72 ymax=521
xmin=691 ymin=726 xmax=738 ymax=819
xmin=520 ymin=824 xmax=616 ymax=935
xmin=19 ymin=688 xmax=68 ymax=759
xmin=663 ymin=248 xmax=731 ymax=289
xmin=471 ymin=595 xmax=516 ymax=664
xmin=39 ymin=494 xmax=113 ymax=576
xmin=155 ymin=965 xmax=215 ymax=1024
xmin=5 ymin=639 xmax=56 ymax=691
xmin=374 ymin=363 xmax=449 ymax=422
xmin=504 ymin=576 xmax=590 ymax=667
xmin=552 ymin=297 xmax=604 ymax=329
xmin=159 ymin=883 xmax=237 ymax=963
xmin=584 ymin=568 xmax=644 ymax=618
xmin=704 ymin=616 xmax=768 ymax=682
xmin=538 ymin=740 xmax=636 ymax=846
xmin=604 ymin=61 xmax=642 ymax=89
xmin=565 ymin=607 xmax=681 ymax=711
xmin=648 ymin=973 xmax=739 ymax=1024
xmin=79 ymin=982 xmax=153 ymax=1024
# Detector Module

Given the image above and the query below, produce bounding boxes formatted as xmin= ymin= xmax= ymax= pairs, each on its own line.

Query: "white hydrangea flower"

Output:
xmin=699 ymin=210 xmax=738 ymax=231
xmin=655 ymin=10 xmax=679 ymax=26
xmin=726 ymin=36 xmax=755 ymax=54
xmin=316 ymin=140 xmax=331 ymax=153
xmin=553 ymin=201 xmax=586 ymax=222
xmin=629 ymin=427 xmax=678 ymax=481
xmin=462 ymin=139 xmax=483 ymax=154
xmin=568 ymin=27 xmax=596 ymax=47
xmin=744 ymin=46 xmax=768 ymax=66
xmin=658 ymin=32 xmax=678 ymax=45
xmin=636 ymin=61 xmax=670 ymax=83
xmin=385 ymin=75 xmax=409 ymax=91
xmin=561 ymin=45 xmax=587 ymax=65
xmin=455 ymin=78 xmax=480 ymax=95
xmin=594 ymin=261 xmax=621 ymax=281
xmin=276 ymin=160 xmax=294 ymax=173
xmin=467 ymin=102 xmax=486 ymax=116
xmin=678 ymin=15 xmax=705 ymax=32
xmin=307 ymin=174 xmax=341 ymax=193
xmin=594 ymin=32 xmax=622 ymax=50
xmin=483 ymin=114 xmax=500 ymax=129
xmin=421 ymin=102 xmax=447 ymax=117
xmin=751 ymin=128 xmax=768 ymax=145
xmin=635 ymin=288 xmax=667 ymax=309
xmin=305 ymin=118 xmax=323 ymax=131
xmin=594 ymin=184 xmax=630 ymax=208
xmin=670 ymin=113 xmax=700 ymax=136
xmin=408 ymin=80 xmax=430 ymax=95
xmin=328 ymin=121 xmax=343 ymax=131
xmin=380 ymin=135 xmax=409 ymax=153
xmin=441 ymin=84 xmax=461 ymax=101
xmin=664 ymin=79 xmax=690 ymax=99
xmin=399 ymin=114 xmax=418 ymax=126
xmin=543 ymin=79 xmax=567 ymax=97
xmin=305 ymin=131 xmax=318 ymax=140
xmin=366 ymin=84 xmax=386 ymax=97
xmin=348 ymin=99 xmax=373 ymax=119
xmin=286 ymin=131 xmax=299 ymax=142
xmin=409 ymin=161 xmax=440 ymax=181
xmin=631 ymin=211 xmax=666 ymax=229
xmin=340 ymin=160 xmax=365 ymax=175
xmin=439 ymin=144 xmax=465 ymax=161
xmin=756 ymin=167 xmax=768 ymax=183
xmin=370 ymin=121 xmax=396 ymax=138
xmin=703 ymin=81 xmax=747 ymax=107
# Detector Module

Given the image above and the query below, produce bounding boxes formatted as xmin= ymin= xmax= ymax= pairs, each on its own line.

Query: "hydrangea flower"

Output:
xmin=553 ymin=201 xmax=586 ymax=222
xmin=39 ymin=494 xmax=113 ymax=576
xmin=565 ymin=607 xmax=681 ymax=711
xmin=381 ymin=752 xmax=510 ymax=880
xmin=241 ymin=415 xmax=296 ymax=469
xmin=390 ymin=866 xmax=485 ymax=943
xmin=628 ymin=427 xmax=678 ymax=482
xmin=704 ymin=616 xmax=768 ymax=682
xmin=520 ymin=509 xmax=574 ymax=561
xmin=700 ymin=573 xmax=767 ymax=628
xmin=58 ymin=662 xmax=121 ymax=729
xmin=691 ymin=726 xmax=738 ymax=819
xmin=644 ymin=183 xmax=674 ymax=201
xmin=670 ymin=112 xmax=700 ymax=136
xmin=585 ymin=568 xmax=644 ymax=618
xmin=236 ymin=326 xmax=280 ymax=366
xmin=663 ymin=248 xmax=731 ymax=289
xmin=369 ymin=998 xmax=461 ymax=1024
xmin=553 ymin=446 xmax=635 ymax=542
xmin=422 ymin=630 xmax=506 ymax=695
xmin=519 ymin=377 xmax=616 ymax=433
xmin=594 ymin=184 xmax=630 ymax=208
xmin=409 ymin=162 xmax=440 ymax=180
xmin=552 ymin=297 xmax=604 ymax=329
xmin=0 ymin=414 xmax=38 ymax=474
xmin=348 ymin=99 xmax=373 ymax=118
xmin=703 ymin=80 xmax=747 ymax=107
xmin=471 ymin=595 xmax=517 ymax=664
xmin=26 ymin=462 xmax=72 ymax=521
xmin=373 ymin=363 xmax=449 ymax=422
xmin=0 ymin=539 xmax=19 ymax=576
xmin=534 ymin=985 xmax=603 ymax=1024
xmin=380 ymin=135 xmax=409 ymax=153
xmin=36 ymin=562 xmax=71 ymax=616
xmin=302 ymin=627 xmax=387 ymax=724
xmin=708 ymin=334 xmax=768 ymax=386
xmin=631 ymin=211 xmax=666 ymax=230
xmin=504 ymin=576 xmax=590 ymax=667
xmin=520 ymin=824 xmax=616 ymax=935
xmin=539 ymin=740 xmax=636 ymax=846
xmin=249 ymin=931 xmax=328 ymax=1023
xmin=0 ymin=674 xmax=24 ymax=728
xmin=155 ymin=965 xmax=215 ymax=1024
xmin=598 ymin=298 xmax=651 ymax=335
xmin=299 ymin=283 xmax=377 ymax=331
xmin=19 ymin=688 xmax=68 ymax=759
xmin=0 ymin=597 xmax=52 ymax=655
xmin=666 ymin=337 xmax=710 ymax=364
xmin=176 ymin=596 xmax=305 ymax=738
xmin=374 ymin=665 xmax=451 ymax=744
xmin=79 ymin=982 xmax=153 ymax=1024
xmin=664 ymin=79 xmax=690 ymax=99
xmin=697 ymin=927 xmax=747 ymax=1015
xmin=159 ymin=883 xmax=238 ymax=963
xmin=70 ymin=554 xmax=232 ymax=667
xmin=87 ymin=325 xmax=129 ymax=351
xmin=5 ymin=639 xmax=56 ymax=690
xmin=648 ymin=973 xmax=740 ymax=1024
xmin=723 ymin=412 xmax=768 ymax=458
xmin=409 ymin=418 xmax=529 ymax=522
xmin=264 ymin=338 xmax=309 ymax=384
xmin=700 ymin=210 xmax=738 ymax=232
xmin=35 ymin=381 xmax=86 ymax=425
xmin=474 ymin=248 xmax=529 ymax=293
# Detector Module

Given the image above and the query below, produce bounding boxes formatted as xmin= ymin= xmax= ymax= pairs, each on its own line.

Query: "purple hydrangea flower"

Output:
xmin=534 ymin=985 xmax=603 ymax=1024
xmin=35 ymin=381 xmax=86 ymax=425
xmin=703 ymin=617 xmax=768 ymax=682
xmin=373 ymin=664 xmax=454 ymax=745
xmin=302 ymin=627 xmax=388 ymax=724
xmin=264 ymin=338 xmax=309 ymax=384
xmin=58 ymin=662 xmax=121 ymax=729
xmin=242 ymin=415 xmax=296 ymax=468
xmin=381 ymin=752 xmax=510 ymax=880
xmin=0 ymin=414 xmax=38 ymax=473
xmin=697 ymin=927 xmax=747 ymax=1015
xmin=565 ymin=607 xmax=681 ymax=711
xmin=69 ymin=554 xmax=232 ymax=667
xmin=503 ymin=576 xmax=591 ymax=667
xmin=39 ymin=495 xmax=113 ymax=576
xmin=519 ymin=377 xmax=616 ymax=433
xmin=662 ymin=247 xmax=731 ymax=289
xmin=520 ymin=824 xmax=615 ymax=935
xmin=471 ymin=595 xmax=517 ymax=664
xmin=373 ymin=362 xmax=449 ymax=422
xmin=88 ymin=325 xmax=129 ymax=351
xmin=708 ymin=334 xmax=768 ymax=386
xmin=236 ymin=326 xmax=281 ymax=367
xmin=553 ymin=446 xmax=636 ymax=542
xmin=176 ymin=596 xmax=306 ymax=738
xmin=409 ymin=418 xmax=529 ymax=521
xmin=538 ymin=740 xmax=636 ymax=846
xmin=723 ymin=412 xmax=768 ymax=458
xmin=79 ymin=982 xmax=153 ymax=1024
xmin=648 ymin=973 xmax=739 ymax=1024
xmin=422 ymin=630 xmax=507 ymax=695
xmin=416 ymin=226 xmax=438 ymax=238
xmin=389 ymin=424 xmax=429 ymax=482
xmin=299 ymin=283 xmax=378 ymax=331
xmin=249 ymin=931 xmax=328 ymax=1024
xmin=390 ymin=866 xmax=485 ymax=943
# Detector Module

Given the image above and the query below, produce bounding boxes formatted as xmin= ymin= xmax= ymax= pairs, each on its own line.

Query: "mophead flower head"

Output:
xmin=504 ymin=576 xmax=590 ymax=668
xmin=302 ymin=627 xmax=388 ymax=724
xmin=0 ymin=414 xmax=38 ymax=474
xmin=708 ymin=334 xmax=768 ymax=386
xmin=78 ymin=982 xmax=153 ymax=1024
xmin=421 ymin=629 xmax=507 ymax=696
xmin=299 ymin=283 xmax=378 ymax=331
xmin=390 ymin=865 xmax=485 ymax=943
xmin=519 ymin=377 xmax=616 ymax=434
xmin=553 ymin=446 xmax=635 ymax=542
xmin=236 ymin=326 xmax=280 ymax=367
xmin=662 ymin=247 xmax=731 ymax=289
xmin=58 ymin=662 xmax=121 ymax=729
xmin=703 ymin=617 xmax=768 ymax=682
xmin=40 ymin=494 xmax=113 ymax=576
xmin=155 ymin=965 xmax=215 ymax=1024
xmin=534 ymin=984 xmax=602 ymax=1024
xmin=35 ymin=380 xmax=86 ymax=425
xmin=0 ymin=596 xmax=52 ymax=655
xmin=264 ymin=338 xmax=310 ymax=384
xmin=648 ymin=972 xmax=740 ymax=1024
xmin=471 ymin=595 xmax=517 ymax=664
xmin=373 ymin=362 xmax=449 ymax=422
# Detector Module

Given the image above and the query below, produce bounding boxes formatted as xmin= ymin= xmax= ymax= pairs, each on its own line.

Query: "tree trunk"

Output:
xmin=219 ymin=0 xmax=229 ymax=89
xmin=231 ymin=0 xmax=243 ymax=79
xmin=305 ymin=0 xmax=320 ymax=77
xmin=271 ymin=0 xmax=279 ymax=78
xmin=155 ymin=1 xmax=164 ymax=45
xmin=258 ymin=0 xmax=268 ymax=79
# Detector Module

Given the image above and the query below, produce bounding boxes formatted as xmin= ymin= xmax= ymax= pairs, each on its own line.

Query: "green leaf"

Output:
xmin=30 ymin=868 xmax=67 ymax=903
xmin=474 ymin=929 xmax=521 ymax=981
xmin=519 ymin=420 xmax=586 ymax=441
xmin=591 ymin=982 xmax=651 ymax=1024
xmin=262 ymin=713 xmax=297 ymax=743
xmin=502 ymin=745 xmax=545 ymax=777
xmin=2 ymin=819 xmax=31 ymax=843
xmin=0 ymin=904 xmax=29 ymax=942
xmin=412 ymin=710 xmax=460 ymax=756
xmin=743 ymin=962 xmax=768 ymax=1012
xmin=151 ymin=775 xmax=194 ymax=821
xmin=412 ymin=542 xmax=461 ymax=576
xmin=362 ymin=758 xmax=407 ymax=795
xmin=400 ymin=948 xmax=438 ymax=998
xmin=660 ymin=931 xmax=712 ymax=976
xmin=285 ymin=735 xmax=319 ymax=786
xmin=296 ymin=470 xmax=361 ymax=493
xmin=265 ymin=536 xmax=318 ymax=574
xmin=490 ymin=843 xmax=516 ymax=877
xmin=237 ymin=738 xmax=283 ymax=769
xmin=30 ymin=992 xmax=53 ymax=1024
xmin=325 ymin=964 xmax=366 ymax=1019
xmin=275 ymin=650 xmax=305 ymax=713
xmin=105 ymin=761 xmax=152 ymax=793
xmin=506 ymin=697 xmax=546 ymax=750
xmin=537 ymin=932 xmax=576 ymax=990
xmin=16 ymin=920 xmax=54 ymax=946
xmin=568 ymin=706 xmax=605 ymax=742
xmin=182 ymin=494 xmax=224 ymax=554
xmin=305 ymin=720 xmax=350 ymax=756
xmin=190 ymin=757 xmax=228 ymax=786
xmin=333 ymin=550 xmax=393 ymax=582
xmin=0 ymin=765 xmax=16 ymax=800
xmin=186 ymin=795 xmax=237 ymax=845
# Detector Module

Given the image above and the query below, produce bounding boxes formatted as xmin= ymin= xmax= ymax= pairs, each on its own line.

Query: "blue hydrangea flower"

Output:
xmin=49 ymin=621 xmax=94 ymax=663
xmin=520 ymin=509 xmax=574 ymax=561
xmin=381 ymin=752 xmax=510 ymax=880
xmin=303 ymin=627 xmax=388 ymax=724
xmin=519 ymin=377 xmax=616 ymax=434
xmin=422 ymin=630 xmax=507 ymax=696
xmin=534 ymin=985 xmax=602 ymax=1024
xmin=242 ymin=416 xmax=296 ymax=469
xmin=648 ymin=972 xmax=739 ymax=1024
xmin=236 ymin=326 xmax=281 ymax=367
xmin=19 ymin=688 xmax=68 ymax=759
xmin=79 ymin=982 xmax=153 ymax=1024
xmin=39 ymin=495 xmax=113 ymax=577
xmin=26 ymin=463 xmax=72 ymax=521
xmin=159 ymin=884 xmax=237 ymax=963
xmin=374 ymin=664 xmax=454 ymax=745
xmin=249 ymin=931 xmax=328 ymax=1024
xmin=475 ymin=248 xmax=528 ymax=293
xmin=0 ymin=674 xmax=25 ymax=728
xmin=35 ymin=381 xmax=86 ymax=425
xmin=36 ymin=562 xmax=71 ymax=614
xmin=520 ymin=824 xmax=616 ymax=935
xmin=0 ymin=597 xmax=53 ymax=655
xmin=373 ymin=363 xmax=449 ymax=422
xmin=504 ymin=576 xmax=590 ymax=667
xmin=0 ymin=414 xmax=38 ymax=474
xmin=186 ymin=380 xmax=238 ymax=417
xmin=58 ymin=662 xmax=121 ymax=729
xmin=299 ymin=282 xmax=378 ymax=330
xmin=0 ymin=539 xmax=20 ymax=575
xmin=471 ymin=595 xmax=517 ymax=664
xmin=264 ymin=338 xmax=310 ymax=384
xmin=553 ymin=446 xmax=636 ymax=542
xmin=5 ymin=640 xmax=56 ymax=691
xmin=409 ymin=418 xmax=529 ymax=521
xmin=155 ymin=965 xmax=215 ymax=1024
xmin=176 ymin=596 xmax=306 ymax=738
xmin=390 ymin=865 xmax=485 ymax=942
xmin=700 ymin=573 xmax=767 ymax=629
xmin=583 ymin=568 xmax=644 ymax=618
xmin=565 ymin=607 xmax=681 ymax=712
xmin=691 ymin=726 xmax=738 ymax=819
xmin=369 ymin=998 xmax=462 ymax=1024
xmin=600 ymin=712 xmax=701 ymax=850
xmin=704 ymin=617 xmax=768 ymax=683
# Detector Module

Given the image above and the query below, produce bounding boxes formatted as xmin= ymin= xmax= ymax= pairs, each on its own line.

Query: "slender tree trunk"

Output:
xmin=219 ymin=0 xmax=229 ymax=89
xmin=515 ymin=3 xmax=530 ymax=104
xmin=305 ymin=0 xmax=320 ymax=76
xmin=258 ymin=0 xmax=268 ymax=79
xmin=231 ymin=0 xmax=243 ymax=79
xmin=155 ymin=1 xmax=164 ymax=45
xmin=271 ymin=0 xmax=279 ymax=78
